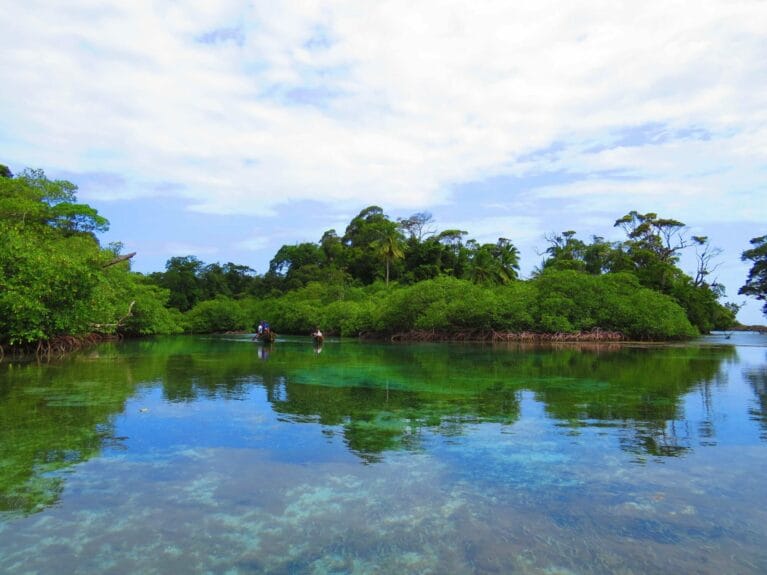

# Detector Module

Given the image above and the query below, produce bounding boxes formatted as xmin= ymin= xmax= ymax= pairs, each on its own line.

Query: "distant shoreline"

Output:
xmin=729 ymin=324 xmax=767 ymax=333
xmin=377 ymin=329 xmax=626 ymax=343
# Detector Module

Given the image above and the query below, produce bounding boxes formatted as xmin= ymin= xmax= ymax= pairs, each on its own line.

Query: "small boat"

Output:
xmin=255 ymin=330 xmax=276 ymax=343
xmin=313 ymin=333 xmax=324 ymax=346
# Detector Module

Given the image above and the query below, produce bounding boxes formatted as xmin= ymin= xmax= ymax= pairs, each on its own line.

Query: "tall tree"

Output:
xmin=465 ymin=239 xmax=519 ymax=285
xmin=739 ymin=234 xmax=767 ymax=317
xmin=269 ymin=243 xmax=324 ymax=277
xmin=542 ymin=230 xmax=587 ymax=272
xmin=435 ymin=229 xmax=469 ymax=277
xmin=583 ymin=236 xmax=624 ymax=275
xmin=199 ymin=263 xmax=231 ymax=300
xmin=319 ymin=229 xmax=344 ymax=266
xmin=614 ymin=211 xmax=691 ymax=292
xmin=614 ymin=211 xmax=690 ymax=264
xmin=691 ymin=235 xmax=723 ymax=288
xmin=343 ymin=206 xmax=401 ymax=284
xmin=492 ymin=238 xmax=521 ymax=282
xmin=267 ymin=242 xmax=325 ymax=290
xmin=401 ymin=235 xmax=443 ymax=283
xmin=372 ymin=230 xmax=405 ymax=286
xmin=222 ymin=262 xmax=256 ymax=295
xmin=397 ymin=212 xmax=435 ymax=241
xmin=0 ymin=168 xmax=180 ymax=344
xmin=0 ymin=168 xmax=108 ymax=235
xmin=159 ymin=256 xmax=204 ymax=311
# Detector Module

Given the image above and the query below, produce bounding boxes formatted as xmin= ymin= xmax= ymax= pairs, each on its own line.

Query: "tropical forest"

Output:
xmin=2 ymin=166 xmax=764 ymax=354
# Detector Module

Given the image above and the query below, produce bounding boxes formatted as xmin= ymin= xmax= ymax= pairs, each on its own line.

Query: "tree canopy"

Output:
xmin=740 ymin=235 xmax=767 ymax=317
xmin=0 ymin=167 xmax=747 ymax=349
xmin=0 ymin=169 xmax=181 ymax=346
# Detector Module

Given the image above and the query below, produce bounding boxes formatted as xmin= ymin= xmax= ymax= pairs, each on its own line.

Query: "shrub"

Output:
xmin=184 ymin=297 xmax=252 ymax=333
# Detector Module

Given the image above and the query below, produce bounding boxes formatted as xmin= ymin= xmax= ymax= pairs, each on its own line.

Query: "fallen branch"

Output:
xmin=102 ymin=252 xmax=136 ymax=268
xmin=90 ymin=301 xmax=136 ymax=333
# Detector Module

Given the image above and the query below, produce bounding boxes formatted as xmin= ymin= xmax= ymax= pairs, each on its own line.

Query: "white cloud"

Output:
xmin=520 ymin=128 xmax=767 ymax=224
xmin=233 ymin=237 xmax=269 ymax=252
xmin=164 ymin=242 xmax=219 ymax=257
xmin=0 ymin=0 xmax=765 ymax=222
xmin=441 ymin=215 xmax=545 ymax=246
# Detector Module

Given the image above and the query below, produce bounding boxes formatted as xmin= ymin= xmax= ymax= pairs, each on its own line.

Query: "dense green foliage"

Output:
xmin=138 ymin=206 xmax=735 ymax=337
xmin=184 ymin=296 xmax=252 ymax=333
xmin=0 ymin=169 xmax=182 ymax=346
xmin=256 ymin=207 xmax=520 ymax=292
xmin=244 ymin=273 xmax=697 ymax=340
xmin=0 ymin=166 xmax=743 ymax=346
xmin=740 ymin=234 xmax=767 ymax=317
xmin=538 ymin=213 xmax=737 ymax=332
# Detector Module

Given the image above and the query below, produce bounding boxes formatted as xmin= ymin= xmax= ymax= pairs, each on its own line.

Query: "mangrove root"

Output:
xmin=387 ymin=328 xmax=625 ymax=343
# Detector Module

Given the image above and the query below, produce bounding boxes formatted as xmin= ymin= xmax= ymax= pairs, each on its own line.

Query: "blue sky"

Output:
xmin=1 ymin=1 xmax=766 ymax=323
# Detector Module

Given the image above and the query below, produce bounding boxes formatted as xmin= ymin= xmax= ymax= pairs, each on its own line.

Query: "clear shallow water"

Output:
xmin=1 ymin=333 xmax=766 ymax=574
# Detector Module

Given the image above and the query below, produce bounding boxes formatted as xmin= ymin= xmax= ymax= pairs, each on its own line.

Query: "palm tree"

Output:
xmin=468 ymin=251 xmax=494 ymax=284
xmin=466 ymin=239 xmax=520 ymax=286
xmin=493 ymin=238 xmax=520 ymax=283
xmin=372 ymin=230 xmax=405 ymax=286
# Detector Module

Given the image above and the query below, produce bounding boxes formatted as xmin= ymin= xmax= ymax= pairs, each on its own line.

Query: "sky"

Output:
xmin=1 ymin=1 xmax=766 ymax=323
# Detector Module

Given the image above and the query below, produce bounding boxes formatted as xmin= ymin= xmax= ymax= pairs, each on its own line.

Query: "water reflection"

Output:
xmin=2 ymin=337 xmax=767 ymax=574
xmin=0 ymin=337 xmax=761 ymax=518
xmin=0 ymin=355 xmax=138 ymax=515
xmin=744 ymin=354 xmax=767 ymax=440
xmin=263 ymin=343 xmax=739 ymax=462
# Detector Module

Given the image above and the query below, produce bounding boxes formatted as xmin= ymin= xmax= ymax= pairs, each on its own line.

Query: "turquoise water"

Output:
xmin=0 ymin=333 xmax=766 ymax=573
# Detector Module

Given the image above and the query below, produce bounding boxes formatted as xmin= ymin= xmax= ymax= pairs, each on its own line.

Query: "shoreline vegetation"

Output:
xmin=0 ymin=333 xmax=121 ymax=362
xmin=2 ymin=166 xmax=764 ymax=360
xmin=729 ymin=324 xmax=767 ymax=333
xmin=4 ymin=325 xmax=764 ymax=364
xmin=384 ymin=328 xmax=625 ymax=342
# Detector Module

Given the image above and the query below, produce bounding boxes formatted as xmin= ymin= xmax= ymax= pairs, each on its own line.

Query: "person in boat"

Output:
xmin=312 ymin=327 xmax=324 ymax=353
xmin=253 ymin=321 xmax=265 ymax=341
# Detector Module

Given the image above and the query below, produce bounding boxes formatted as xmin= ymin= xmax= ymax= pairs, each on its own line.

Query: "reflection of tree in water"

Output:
xmin=0 ymin=337 xmax=744 ymax=516
xmin=0 ymin=337 xmax=263 ymax=517
xmin=619 ymin=420 xmax=692 ymax=459
xmin=0 ymin=354 xmax=141 ymax=516
xmin=261 ymin=371 xmax=521 ymax=462
xmin=608 ymin=350 xmax=735 ymax=461
xmin=162 ymin=353 xmax=254 ymax=402
xmin=258 ymin=343 xmax=736 ymax=463
xmin=744 ymin=355 xmax=767 ymax=440
xmin=503 ymin=346 xmax=734 ymax=462
xmin=695 ymin=359 xmax=734 ymax=446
